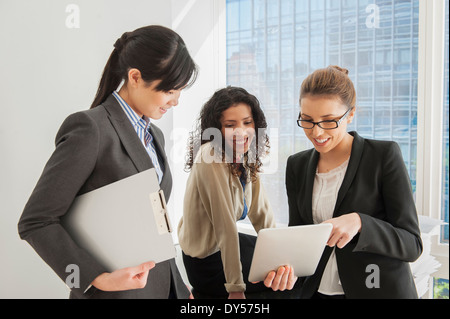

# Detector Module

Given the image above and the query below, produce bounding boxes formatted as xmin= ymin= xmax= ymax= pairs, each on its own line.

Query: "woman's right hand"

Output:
xmin=264 ymin=265 xmax=297 ymax=291
xmin=91 ymin=261 xmax=155 ymax=291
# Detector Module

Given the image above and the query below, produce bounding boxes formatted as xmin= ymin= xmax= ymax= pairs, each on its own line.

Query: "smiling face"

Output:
xmin=119 ymin=69 xmax=182 ymax=120
xmin=220 ymin=103 xmax=256 ymax=157
xmin=300 ymin=95 xmax=355 ymax=156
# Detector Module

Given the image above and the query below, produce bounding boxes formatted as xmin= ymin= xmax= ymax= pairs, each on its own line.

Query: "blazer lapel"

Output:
xmin=333 ymin=131 xmax=364 ymax=217
xmin=303 ymin=150 xmax=320 ymax=224
xmin=102 ymin=95 xmax=153 ymax=172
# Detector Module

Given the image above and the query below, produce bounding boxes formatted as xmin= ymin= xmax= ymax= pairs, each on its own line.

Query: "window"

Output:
xmin=226 ymin=0 xmax=419 ymax=224
xmin=226 ymin=0 xmax=448 ymax=299
xmin=441 ymin=0 xmax=449 ymax=245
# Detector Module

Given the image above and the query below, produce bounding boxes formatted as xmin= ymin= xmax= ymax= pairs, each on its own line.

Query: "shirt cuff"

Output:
xmin=225 ymin=283 xmax=246 ymax=293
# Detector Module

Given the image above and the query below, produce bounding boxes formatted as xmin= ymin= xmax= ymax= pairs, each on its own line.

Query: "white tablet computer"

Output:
xmin=61 ymin=169 xmax=176 ymax=272
xmin=248 ymin=223 xmax=332 ymax=282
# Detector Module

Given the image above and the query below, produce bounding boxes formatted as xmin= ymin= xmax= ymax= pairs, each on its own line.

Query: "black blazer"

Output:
xmin=18 ymin=95 xmax=190 ymax=299
xmin=286 ymin=131 xmax=422 ymax=299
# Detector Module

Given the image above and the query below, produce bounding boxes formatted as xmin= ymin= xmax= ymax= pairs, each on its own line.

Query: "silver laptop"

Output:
xmin=61 ymin=169 xmax=175 ymax=272
xmin=248 ymin=223 xmax=332 ymax=282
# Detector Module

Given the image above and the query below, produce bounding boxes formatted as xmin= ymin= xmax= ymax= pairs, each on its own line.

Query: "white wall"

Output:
xmin=168 ymin=0 xmax=226 ymax=236
xmin=0 ymin=0 xmax=225 ymax=298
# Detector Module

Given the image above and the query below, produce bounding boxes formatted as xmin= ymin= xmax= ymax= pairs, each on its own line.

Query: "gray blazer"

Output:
xmin=18 ymin=94 xmax=190 ymax=299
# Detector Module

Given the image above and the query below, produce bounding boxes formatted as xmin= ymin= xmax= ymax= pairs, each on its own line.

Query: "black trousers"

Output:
xmin=182 ymin=232 xmax=278 ymax=298
xmin=312 ymin=291 xmax=346 ymax=299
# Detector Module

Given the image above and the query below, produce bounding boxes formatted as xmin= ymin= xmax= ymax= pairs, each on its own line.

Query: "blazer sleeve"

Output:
xmin=18 ymin=111 xmax=107 ymax=297
xmin=353 ymin=142 xmax=423 ymax=262
xmin=193 ymin=161 xmax=246 ymax=293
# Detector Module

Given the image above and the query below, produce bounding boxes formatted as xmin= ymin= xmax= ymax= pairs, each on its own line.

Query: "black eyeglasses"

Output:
xmin=297 ymin=107 xmax=354 ymax=130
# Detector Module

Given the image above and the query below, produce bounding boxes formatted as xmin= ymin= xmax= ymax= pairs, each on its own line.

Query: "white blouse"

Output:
xmin=312 ymin=158 xmax=349 ymax=295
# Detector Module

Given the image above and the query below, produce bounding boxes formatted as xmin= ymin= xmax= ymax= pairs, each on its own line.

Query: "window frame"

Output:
xmin=416 ymin=0 xmax=449 ymax=280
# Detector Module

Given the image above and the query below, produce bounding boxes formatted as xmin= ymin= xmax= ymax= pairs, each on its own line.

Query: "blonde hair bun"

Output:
xmin=300 ymin=65 xmax=356 ymax=108
xmin=329 ymin=65 xmax=349 ymax=75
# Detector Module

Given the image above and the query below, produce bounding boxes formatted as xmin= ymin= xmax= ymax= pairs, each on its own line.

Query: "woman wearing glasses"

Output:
xmin=286 ymin=65 xmax=422 ymax=299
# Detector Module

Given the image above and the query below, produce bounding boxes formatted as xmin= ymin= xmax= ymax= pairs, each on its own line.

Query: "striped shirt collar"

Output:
xmin=112 ymin=91 xmax=151 ymax=131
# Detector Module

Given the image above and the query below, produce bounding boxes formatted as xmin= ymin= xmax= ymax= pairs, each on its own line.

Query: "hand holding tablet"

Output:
xmin=262 ymin=265 xmax=298 ymax=291
xmin=248 ymin=224 xmax=333 ymax=283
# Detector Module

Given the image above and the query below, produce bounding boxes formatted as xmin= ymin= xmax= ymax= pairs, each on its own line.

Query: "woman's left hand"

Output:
xmin=322 ymin=213 xmax=362 ymax=249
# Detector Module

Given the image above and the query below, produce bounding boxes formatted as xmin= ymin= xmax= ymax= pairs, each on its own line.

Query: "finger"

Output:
xmin=336 ymin=233 xmax=351 ymax=249
xmin=263 ymin=271 xmax=275 ymax=288
xmin=133 ymin=261 xmax=156 ymax=276
xmin=287 ymin=266 xmax=297 ymax=290
xmin=271 ymin=266 xmax=286 ymax=291
xmin=134 ymin=268 xmax=150 ymax=285
xmin=327 ymin=231 xmax=341 ymax=247
xmin=186 ymin=285 xmax=194 ymax=299
xmin=324 ymin=222 xmax=337 ymax=246
xmin=141 ymin=261 xmax=156 ymax=272
xmin=278 ymin=266 xmax=290 ymax=291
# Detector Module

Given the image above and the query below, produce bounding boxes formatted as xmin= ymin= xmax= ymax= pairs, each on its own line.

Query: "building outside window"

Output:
xmin=227 ymin=0 xmax=419 ymax=224
xmin=226 ymin=0 xmax=448 ymax=298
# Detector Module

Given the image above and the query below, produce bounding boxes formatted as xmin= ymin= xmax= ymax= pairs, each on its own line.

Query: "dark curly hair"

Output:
xmin=185 ymin=86 xmax=270 ymax=182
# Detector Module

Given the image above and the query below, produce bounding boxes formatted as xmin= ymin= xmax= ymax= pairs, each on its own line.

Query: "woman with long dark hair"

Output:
xmin=18 ymin=25 xmax=197 ymax=299
xmin=178 ymin=87 xmax=297 ymax=299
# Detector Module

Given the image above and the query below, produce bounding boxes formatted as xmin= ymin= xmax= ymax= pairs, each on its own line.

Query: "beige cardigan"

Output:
xmin=177 ymin=142 xmax=275 ymax=293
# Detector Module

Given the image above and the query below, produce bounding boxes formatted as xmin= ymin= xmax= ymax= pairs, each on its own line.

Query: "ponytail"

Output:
xmin=90 ymin=26 xmax=197 ymax=109
xmin=90 ymin=48 xmax=122 ymax=109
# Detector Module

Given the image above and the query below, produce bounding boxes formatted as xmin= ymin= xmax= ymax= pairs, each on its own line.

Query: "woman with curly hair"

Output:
xmin=178 ymin=86 xmax=296 ymax=299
